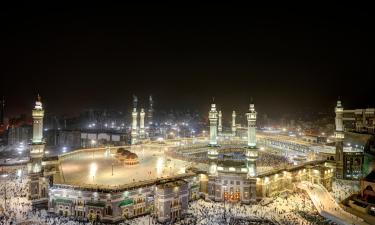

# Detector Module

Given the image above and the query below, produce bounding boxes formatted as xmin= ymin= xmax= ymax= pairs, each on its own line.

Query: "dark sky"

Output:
xmin=1 ymin=4 xmax=374 ymax=118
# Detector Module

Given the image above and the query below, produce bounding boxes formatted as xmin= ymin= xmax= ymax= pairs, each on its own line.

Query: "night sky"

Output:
xmin=1 ymin=4 xmax=374 ymax=118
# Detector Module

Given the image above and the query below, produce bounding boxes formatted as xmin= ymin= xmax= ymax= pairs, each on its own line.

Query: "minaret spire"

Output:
xmin=131 ymin=95 xmax=139 ymax=145
xmin=208 ymin=101 xmax=218 ymax=146
xmin=140 ymin=108 xmax=145 ymax=139
xmin=232 ymin=110 xmax=236 ymax=136
xmin=246 ymin=99 xmax=258 ymax=178
xmin=32 ymin=94 xmax=44 ymax=143
xmin=28 ymin=94 xmax=48 ymax=202
xmin=148 ymin=95 xmax=153 ymax=125
xmin=218 ymin=110 xmax=222 ymax=135
xmin=29 ymin=94 xmax=45 ymax=172
xmin=335 ymin=98 xmax=344 ymax=178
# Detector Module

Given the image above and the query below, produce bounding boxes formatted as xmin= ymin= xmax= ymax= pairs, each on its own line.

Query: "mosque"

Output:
xmin=27 ymin=96 xmax=333 ymax=223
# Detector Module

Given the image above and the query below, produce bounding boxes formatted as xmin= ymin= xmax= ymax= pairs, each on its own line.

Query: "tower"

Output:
xmin=28 ymin=95 xmax=48 ymax=202
xmin=139 ymin=108 xmax=145 ymax=139
xmin=131 ymin=95 xmax=138 ymax=145
xmin=30 ymin=94 xmax=45 ymax=158
xmin=246 ymin=102 xmax=257 ymax=148
xmin=335 ymin=99 xmax=344 ymax=178
xmin=245 ymin=101 xmax=258 ymax=178
xmin=131 ymin=108 xmax=138 ymax=145
xmin=232 ymin=110 xmax=236 ymax=136
xmin=208 ymin=148 xmax=218 ymax=175
xmin=218 ymin=110 xmax=222 ymax=135
xmin=208 ymin=103 xmax=218 ymax=146
xmin=148 ymin=95 xmax=153 ymax=125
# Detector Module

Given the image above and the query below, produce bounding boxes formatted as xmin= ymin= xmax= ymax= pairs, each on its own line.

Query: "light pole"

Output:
xmin=112 ymin=163 xmax=114 ymax=176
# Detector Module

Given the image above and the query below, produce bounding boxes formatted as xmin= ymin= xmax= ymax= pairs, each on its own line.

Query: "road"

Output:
xmin=297 ymin=181 xmax=368 ymax=225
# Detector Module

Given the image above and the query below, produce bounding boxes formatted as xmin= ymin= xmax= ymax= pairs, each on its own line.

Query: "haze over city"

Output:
xmin=1 ymin=5 xmax=374 ymax=117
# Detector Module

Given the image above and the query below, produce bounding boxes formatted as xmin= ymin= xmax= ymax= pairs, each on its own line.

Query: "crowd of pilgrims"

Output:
xmin=331 ymin=179 xmax=360 ymax=203
xmin=0 ymin=167 xmax=343 ymax=225
xmin=166 ymin=147 xmax=292 ymax=169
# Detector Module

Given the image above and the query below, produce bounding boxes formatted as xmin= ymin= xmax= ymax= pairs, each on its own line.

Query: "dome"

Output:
xmin=126 ymin=153 xmax=138 ymax=160
xmin=121 ymin=150 xmax=131 ymax=156
xmin=117 ymin=148 xmax=125 ymax=154
xmin=117 ymin=148 xmax=131 ymax=155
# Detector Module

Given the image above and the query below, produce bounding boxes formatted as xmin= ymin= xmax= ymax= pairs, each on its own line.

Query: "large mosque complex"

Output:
xmin=26 ymin=96 xmax=338 ymax=223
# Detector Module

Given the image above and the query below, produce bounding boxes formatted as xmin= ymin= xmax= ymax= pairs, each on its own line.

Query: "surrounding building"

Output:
xmin=155 ymin=180 xmax=189 ymax=223
xmin=335 ymin=100 xmax=375 ymax=180
xmin=7 ymin=124 xmax=32 ymax=145
xmin=344 ymin=170 xmax=375 ymax=223
xmin=343 ymin=108 xmax=375 ymax=134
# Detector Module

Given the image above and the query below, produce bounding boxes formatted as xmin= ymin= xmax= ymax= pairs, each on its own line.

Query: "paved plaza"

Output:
xmin=59 ymin=146 xmax=191 ymax=186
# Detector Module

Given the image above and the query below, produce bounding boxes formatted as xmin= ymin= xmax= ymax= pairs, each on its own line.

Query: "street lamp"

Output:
xmin=91 ymin=139 xmax=97 ymax=148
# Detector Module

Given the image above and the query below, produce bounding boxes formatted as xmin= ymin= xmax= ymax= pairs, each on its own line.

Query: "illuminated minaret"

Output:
xmin=30 ymin=94 xmax=45 ymax=160
xmin=245 ymin=100 xmax=258 ymax=177
xmin=218 ymin=110 xmax=222 ymax=135
xmin=148 ymin=95 xmax=153 ymax=125
xmin=29 ymin=95 xmax=49 ymax=202
xmin=335 ymin=99 xmax=344 ymax=178
xmin=139 ymin=108 xmax=145 ymax=139
xmin=232 ymin=110 xmax=236 ymax=136
xmin=208 ymin=103 xmax=218 ymax=146
xmin=208 ymin=148 xmax=218 ymax=175
xmin=131 ymin=95 xmax=138 ymax=145
xmin=246 ymin=102 xmax=257 ymax=148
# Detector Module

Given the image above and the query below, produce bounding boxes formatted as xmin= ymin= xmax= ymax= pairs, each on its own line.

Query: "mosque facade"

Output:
xmin=28 ymin=97 xmax=333 ymax=223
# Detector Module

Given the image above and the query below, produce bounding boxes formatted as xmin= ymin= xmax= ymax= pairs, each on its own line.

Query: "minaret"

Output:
xmin=131 ymin=95 xmax=138 ymax=145
xmin=208 ymin=148 xmax=218 ymax=175
xmin=245 ymin=100 xmax=258 ymax=177
xmin=246 ymin=102 xmax=257 ymax=148
xmin=139 ymin=108 xmax=145 ymax=139
xmin=148 ymin=95 xmax=153 ymax=125
xmin=218 ymin=110 xmax=222 ymax=135
xmin=232 ymin=110 xmax=236 ymax=136
xmin=335 ymin=99 xmax=344 ymax=178
xmin=30 ymin=94 xmax=45 ymax=159
xmin=29 ymin=95 xmax=48 ymax=202
xmin=208 ymin=103 xmax=218 ymax=146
